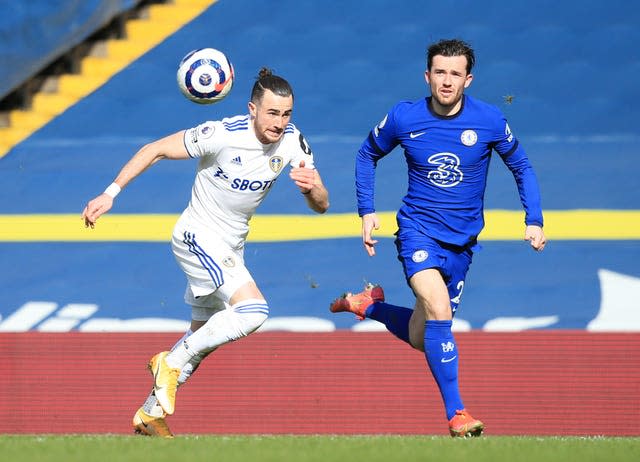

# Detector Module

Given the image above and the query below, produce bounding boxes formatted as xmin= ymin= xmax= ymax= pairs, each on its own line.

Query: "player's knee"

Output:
xmin=232 ymin=299 xmax=269 ymax=336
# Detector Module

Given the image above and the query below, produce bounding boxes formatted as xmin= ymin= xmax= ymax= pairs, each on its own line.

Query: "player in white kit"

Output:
xmin=82 ymin=68 xmax=329 ymax=437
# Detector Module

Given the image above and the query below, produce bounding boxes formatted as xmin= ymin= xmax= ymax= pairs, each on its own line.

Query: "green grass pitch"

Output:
xmin=1 ymin=435 xmax=639 ymax=462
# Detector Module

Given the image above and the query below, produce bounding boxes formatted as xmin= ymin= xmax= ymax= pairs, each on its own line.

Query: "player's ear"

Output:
xmin=464 ymin=73 xmax=473 ymax=89
xmin=424 ymin=70 xmax=431 ymax=85
xmin=248 ymin=101 xmax=257 ymax=118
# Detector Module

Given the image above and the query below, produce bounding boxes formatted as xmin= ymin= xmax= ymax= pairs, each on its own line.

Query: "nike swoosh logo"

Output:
xmin=410 ymin=131 xmax=426 ymax=138
xmin=154 ymin=365 xmax=165 ymax=392
xmin=441 ymin=356 xmax=457 ymax=363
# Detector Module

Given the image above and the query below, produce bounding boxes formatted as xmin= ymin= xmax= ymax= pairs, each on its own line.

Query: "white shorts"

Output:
xmin=171 ymin=224 xmax=254 ymax=310
xmin=190 ymin=298 xmax=227 ymax=322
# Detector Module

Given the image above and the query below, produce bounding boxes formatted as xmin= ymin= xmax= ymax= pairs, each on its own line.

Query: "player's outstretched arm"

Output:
xmin=289 ymin=160 xmax=329 ymax=214
xmin=524 ymin=224 xmax=546 ymax=251
xmin=82 ymin=131 xmax=189 ymax=228
xmin=361 ymin=213 xmax=380 ymax=257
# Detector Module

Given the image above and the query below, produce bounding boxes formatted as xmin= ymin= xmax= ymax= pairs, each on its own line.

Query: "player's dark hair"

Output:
xmin=250 ymin=67 xmax=294 ymax=103
xmin=427 ymin=39 xmax=476 ymax=74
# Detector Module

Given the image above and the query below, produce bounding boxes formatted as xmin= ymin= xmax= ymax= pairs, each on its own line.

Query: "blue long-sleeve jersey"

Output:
xmin=356 ymin=95 xmax=543 ymax=248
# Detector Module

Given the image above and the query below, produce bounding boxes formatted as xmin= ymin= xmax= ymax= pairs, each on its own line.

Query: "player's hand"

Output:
xmin=289 ymin=159 xmax=315 ymax=194
xmin=82 ymin=194 xmax=113 ymax=229
xmin=524 ymin=225 xmax=546 ymax=251
xmin=362 ymin=213 xmax=380 ymax=257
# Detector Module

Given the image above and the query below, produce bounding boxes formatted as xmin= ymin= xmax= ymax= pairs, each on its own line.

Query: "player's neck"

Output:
xmin=429 ymin=96 xmax=464 ymax=117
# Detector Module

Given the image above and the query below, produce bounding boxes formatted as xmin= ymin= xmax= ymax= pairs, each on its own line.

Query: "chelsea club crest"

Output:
xmin=460 ymin=130 xmax=478 ymax=146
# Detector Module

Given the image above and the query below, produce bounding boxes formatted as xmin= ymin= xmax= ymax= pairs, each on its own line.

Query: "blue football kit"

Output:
xmin=357 ymin=94 xmax=543 ymax=245
xmin=355 ymin=94 xmax=544 ymax=421
xmin=356 ymin=95 xmax=543 ymax=297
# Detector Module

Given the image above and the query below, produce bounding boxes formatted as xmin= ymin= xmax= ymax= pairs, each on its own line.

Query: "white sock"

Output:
xmin=175 ymin=299 xmax=269 ymax=355
xmin=171 ymin=329 xmax=193 ymax=351
xmin=165 ymin=340 xmax=197 ymax=369
xmin=178 ymin=347 xmax=216 ymax=384
xmin=142 ymin=392 xmax=164 ymax=417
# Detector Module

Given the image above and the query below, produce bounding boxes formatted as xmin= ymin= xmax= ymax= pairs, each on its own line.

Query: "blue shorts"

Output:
xmin=394 ymin=227 xmax=474 ymax=314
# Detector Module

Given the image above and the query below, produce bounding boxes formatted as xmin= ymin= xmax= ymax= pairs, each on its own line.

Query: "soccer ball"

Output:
xmin=176 ymin=48 xmax=234 ymax=104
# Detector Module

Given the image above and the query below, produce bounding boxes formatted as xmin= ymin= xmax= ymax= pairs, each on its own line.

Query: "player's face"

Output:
xmin=425 ymin=55 xmax=473 ymax=116
xmin=249 ymin=90 xmax=293 ymax=144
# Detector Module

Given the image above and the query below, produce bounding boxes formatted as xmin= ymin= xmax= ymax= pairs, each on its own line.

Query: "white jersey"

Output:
xmin=178 ymin=114 xmax=315 ymax=249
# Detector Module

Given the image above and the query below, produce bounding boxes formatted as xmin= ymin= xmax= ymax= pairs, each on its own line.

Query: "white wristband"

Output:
xmin=104 ymin=182 xmax=121 ymax=199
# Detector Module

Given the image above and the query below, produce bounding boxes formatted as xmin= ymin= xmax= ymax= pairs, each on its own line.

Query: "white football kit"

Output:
xmin=171 ymin=114 xmax=316 ymax=313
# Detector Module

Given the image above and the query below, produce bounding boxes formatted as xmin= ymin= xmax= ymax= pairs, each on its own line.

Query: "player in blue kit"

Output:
xmin=330 ymin=39 xmax=546 ymax=437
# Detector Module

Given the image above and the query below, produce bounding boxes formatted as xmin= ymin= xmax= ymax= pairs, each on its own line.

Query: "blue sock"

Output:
xmin=424 ymin=320 xmax=464 ymax=420
xmin=365 ymin=302 xmax=412 ymax=344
